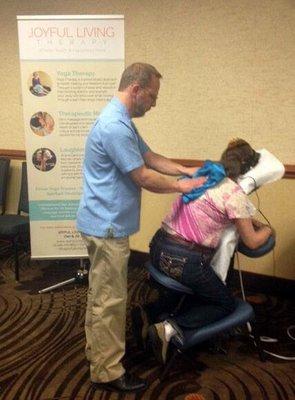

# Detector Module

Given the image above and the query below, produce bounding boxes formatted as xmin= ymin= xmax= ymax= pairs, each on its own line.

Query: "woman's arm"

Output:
xmin=234 ymin=218 xmax=273 ymax=249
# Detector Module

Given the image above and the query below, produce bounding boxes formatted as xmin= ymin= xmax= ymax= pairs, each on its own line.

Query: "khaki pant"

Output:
xmin=82 ymin=234 xmax=130 ymax=383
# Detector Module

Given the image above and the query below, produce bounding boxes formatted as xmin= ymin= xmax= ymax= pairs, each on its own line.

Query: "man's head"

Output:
xmin=220 ymin=138 xmax=260 ymax=180
xmin=118 ymin=63 xmax=162 ymax=118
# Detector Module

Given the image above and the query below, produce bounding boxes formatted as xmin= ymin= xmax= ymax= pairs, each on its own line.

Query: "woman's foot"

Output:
xmin=148 ymin=320 xmax=184 ymax=364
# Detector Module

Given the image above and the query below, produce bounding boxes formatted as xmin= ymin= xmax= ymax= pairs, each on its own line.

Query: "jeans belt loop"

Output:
xmin=160 ymin=228 xmax=215 ymax=256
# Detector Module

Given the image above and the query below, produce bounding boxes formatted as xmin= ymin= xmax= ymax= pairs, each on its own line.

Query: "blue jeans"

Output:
xmin=149 ymin=229 xmax=235 ymax=329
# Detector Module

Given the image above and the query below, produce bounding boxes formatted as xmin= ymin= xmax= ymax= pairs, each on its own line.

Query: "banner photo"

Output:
xmin=17 ymin=15 xmax=125 ymax=259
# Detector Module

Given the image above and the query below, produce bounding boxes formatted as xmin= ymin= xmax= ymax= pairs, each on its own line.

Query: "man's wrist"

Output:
xmin=173 ymin=180 xmax=182 ymax=193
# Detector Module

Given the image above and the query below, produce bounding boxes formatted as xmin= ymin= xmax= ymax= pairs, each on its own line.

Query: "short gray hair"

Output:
xmin=118 ymin=63 xmax=162 ymax=90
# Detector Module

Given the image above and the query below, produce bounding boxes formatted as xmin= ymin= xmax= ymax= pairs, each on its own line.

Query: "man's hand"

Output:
xmin=179 ymin=166 xmax=199 ymax=177
xmin=177 ymin=177 xmax=206 ymax=193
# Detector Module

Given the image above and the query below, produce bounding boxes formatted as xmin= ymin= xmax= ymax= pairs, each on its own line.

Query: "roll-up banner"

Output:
xmin=17 ymin=15 xmax=125 ymax=259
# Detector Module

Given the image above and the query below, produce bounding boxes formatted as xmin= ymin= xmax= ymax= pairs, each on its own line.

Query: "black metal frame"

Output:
xmin=0 ymin=162 xmax=30 ymax=281
xmin=0 ymin=157 xmax=10 ymax=215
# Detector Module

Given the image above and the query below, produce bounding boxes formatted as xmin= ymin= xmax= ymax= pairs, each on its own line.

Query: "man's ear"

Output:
xmin=130 ymin=83 xmax=141 ymax=97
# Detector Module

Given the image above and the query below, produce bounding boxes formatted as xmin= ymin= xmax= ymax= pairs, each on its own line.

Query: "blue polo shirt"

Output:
xmin=76 ymin=97 xmax=150 ymax=238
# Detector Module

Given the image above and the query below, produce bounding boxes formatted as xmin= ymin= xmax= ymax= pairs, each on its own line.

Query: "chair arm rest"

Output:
xmin=238 ymin=235 xmax=275 ymax=258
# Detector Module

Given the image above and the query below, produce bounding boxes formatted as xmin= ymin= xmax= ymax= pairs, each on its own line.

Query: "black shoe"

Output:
xmin=131 ymin=305 xmax=150 ymax=350
xmin=92 ymin=372 xmax=147 ymax=393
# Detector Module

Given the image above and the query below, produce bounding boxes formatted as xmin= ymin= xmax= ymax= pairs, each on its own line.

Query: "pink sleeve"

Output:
xmin=224 ymin=186 xmax=256 ymax=220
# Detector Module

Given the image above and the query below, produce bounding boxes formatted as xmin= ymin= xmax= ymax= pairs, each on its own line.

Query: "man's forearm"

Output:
xmin=130 ymin=167 xmax=180 ymax=193
xmin=143 ymin=151 xmax=189 ymax=176
xmin=130 ymin=165 xmax=204 ymax=194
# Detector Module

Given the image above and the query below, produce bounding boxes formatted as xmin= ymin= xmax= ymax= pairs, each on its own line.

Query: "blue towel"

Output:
xmin=182 ymin=160 xmax=226 ymax=204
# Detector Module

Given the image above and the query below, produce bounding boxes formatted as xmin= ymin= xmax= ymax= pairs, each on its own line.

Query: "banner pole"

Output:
xmin=38 ymin=258 xmax=88 ymax=293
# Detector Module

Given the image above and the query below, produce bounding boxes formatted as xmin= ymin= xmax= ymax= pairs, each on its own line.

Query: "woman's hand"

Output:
xmin=234 ymin=218 xmax=273 ymax=249
xmin=252 ymin=219 xmax=276 ymax=236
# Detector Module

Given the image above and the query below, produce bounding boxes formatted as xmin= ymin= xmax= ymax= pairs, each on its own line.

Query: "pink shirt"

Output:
xmin=162 ymin=178 xmax=256 ymax=248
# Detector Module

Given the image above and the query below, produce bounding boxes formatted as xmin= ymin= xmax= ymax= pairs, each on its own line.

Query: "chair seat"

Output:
xmin=0 ymin=214 xmax=30 ymax=236
xmin=146 ymin=261 xmax=255 ymax=350
xmin=147 ymin=261 xmax=194 ymax=295
xmin=174 ymin=298 xmax=254 ymax=350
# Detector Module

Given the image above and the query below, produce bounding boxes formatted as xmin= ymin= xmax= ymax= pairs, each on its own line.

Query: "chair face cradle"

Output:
xmin=0 ymin=162 xmax=30 ymax=281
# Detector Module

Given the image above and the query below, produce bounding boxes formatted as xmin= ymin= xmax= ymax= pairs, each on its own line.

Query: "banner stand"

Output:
xmin=38 ymin=258 xmax=88 ymax=293
xmin=17 ymin=15 xmax=125 ymax=289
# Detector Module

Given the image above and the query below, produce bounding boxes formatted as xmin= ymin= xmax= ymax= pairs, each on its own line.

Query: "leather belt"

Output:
xmin=160 ymin=229 xmax=215 ymax=255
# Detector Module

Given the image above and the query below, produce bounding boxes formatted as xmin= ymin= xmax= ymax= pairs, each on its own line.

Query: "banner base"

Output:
xmin=38 ymin=259 xmax=88 ymax=293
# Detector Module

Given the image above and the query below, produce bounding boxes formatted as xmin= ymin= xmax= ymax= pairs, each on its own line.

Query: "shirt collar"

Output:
xmin=110 ymin=96 xmax=130 ymax=119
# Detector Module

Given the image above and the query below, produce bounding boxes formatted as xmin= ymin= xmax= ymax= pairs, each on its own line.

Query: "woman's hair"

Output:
xmin=220 ymin=138 xmax=260 ymax=180
xmin=30 ymin=116 xmax=41 ymax=128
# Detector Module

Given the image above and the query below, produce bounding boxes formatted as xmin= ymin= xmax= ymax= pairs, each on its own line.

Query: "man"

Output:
xmin=77 ymin=63 xmax=203 ymax=393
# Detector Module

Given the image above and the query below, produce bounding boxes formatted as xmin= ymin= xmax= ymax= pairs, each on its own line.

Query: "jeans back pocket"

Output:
xmin=159 ymin=251 xmax=187 ymax=281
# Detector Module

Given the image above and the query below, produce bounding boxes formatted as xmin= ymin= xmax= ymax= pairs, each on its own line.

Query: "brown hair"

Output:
xmin=118 ymin=63 xmax=162 ymax=91
xmin=220 ymin=138 xmax=260 ymax=180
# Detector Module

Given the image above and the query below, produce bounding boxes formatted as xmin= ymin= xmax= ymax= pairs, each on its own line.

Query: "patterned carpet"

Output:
xmin=0 ymin=245 xmax=294 ymax=400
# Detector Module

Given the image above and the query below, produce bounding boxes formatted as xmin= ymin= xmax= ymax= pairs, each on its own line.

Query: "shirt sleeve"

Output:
xmin=101 ymin=121 xmax=146 ymax=174
xmin=224 ymin=184 xmax=256 ymax=219
xmin=131 ymin=121 xmax=151 ymax=155
xmin=137 ymin=133 xmax=151 ymax=155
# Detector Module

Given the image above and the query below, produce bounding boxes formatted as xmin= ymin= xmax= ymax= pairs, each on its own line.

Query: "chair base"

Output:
xmin=158 ymin=322 xmax=265 ymax=381
xmin=145 ymin=261 xmax=266 ymax=381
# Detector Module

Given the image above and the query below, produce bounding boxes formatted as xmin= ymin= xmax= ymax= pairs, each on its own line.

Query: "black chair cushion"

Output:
xmin=0 ymin=215 xmax=30 ymax=236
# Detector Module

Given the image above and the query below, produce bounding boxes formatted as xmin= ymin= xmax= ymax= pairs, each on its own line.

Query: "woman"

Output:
xmin=147 ymin=139 xmax=273 ymax=364
xmin=38 ymin=112 xmax=54 ymax=135
xmin=34 ymin=148 xmax=55 ymax=171
xmin=30 ymin=112 xmax=54 ymax=136
xmin=32 ymin=72 xmax=50 ymax=96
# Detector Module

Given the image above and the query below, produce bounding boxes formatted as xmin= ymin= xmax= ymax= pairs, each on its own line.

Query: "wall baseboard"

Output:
xmin=129 ymin=249 xmax=295 ymax=299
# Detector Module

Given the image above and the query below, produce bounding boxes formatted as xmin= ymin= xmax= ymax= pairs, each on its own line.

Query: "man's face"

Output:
xmin=132 ymin=75 xmax=160 ymax=118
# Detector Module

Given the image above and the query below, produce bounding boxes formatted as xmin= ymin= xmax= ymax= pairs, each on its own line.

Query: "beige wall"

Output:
xmin=1 ymin=0 xmax=294 ymax=279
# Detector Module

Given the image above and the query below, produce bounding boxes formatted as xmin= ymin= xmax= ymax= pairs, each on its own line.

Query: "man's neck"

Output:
xmin=116 ymin=91 xmax=133 ymax=117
